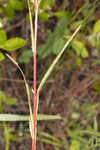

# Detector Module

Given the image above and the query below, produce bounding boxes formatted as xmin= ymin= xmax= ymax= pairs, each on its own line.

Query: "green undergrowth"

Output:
xmin=0 ymin=0 xmax=100 ymax=150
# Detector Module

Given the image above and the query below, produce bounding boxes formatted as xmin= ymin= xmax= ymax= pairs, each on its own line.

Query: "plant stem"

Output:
xmin=33 ymin=0 xmax=38 ymax=150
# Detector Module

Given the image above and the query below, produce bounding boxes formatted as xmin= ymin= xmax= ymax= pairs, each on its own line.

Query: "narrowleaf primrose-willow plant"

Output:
xmin=23 ymin=0 xmax=81 ymax=149
xmin=0 ymin=0 xmax=81 ymax=150
xmin=28 ymin=0 xmax=81 ymax=149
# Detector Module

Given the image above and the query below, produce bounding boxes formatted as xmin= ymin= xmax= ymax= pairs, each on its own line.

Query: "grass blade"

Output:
xmin=37 ymin=26 xmax=81 ymax=114
xmin=0 ymin=114 xmax=61 ymax=121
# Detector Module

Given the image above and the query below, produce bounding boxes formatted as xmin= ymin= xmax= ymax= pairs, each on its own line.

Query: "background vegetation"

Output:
xmin=0 ymin=0 xmax=100 ymax=150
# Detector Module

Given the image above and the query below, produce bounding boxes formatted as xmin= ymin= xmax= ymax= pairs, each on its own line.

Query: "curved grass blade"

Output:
xmin=5 ymin=54 xmax=34 ymax=139
xmin=37 ymin=26 xmax=81 ymax=114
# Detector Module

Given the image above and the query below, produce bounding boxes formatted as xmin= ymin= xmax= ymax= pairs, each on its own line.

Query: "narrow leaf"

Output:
xmin=0 ymin=114 xmax=61 ymax=121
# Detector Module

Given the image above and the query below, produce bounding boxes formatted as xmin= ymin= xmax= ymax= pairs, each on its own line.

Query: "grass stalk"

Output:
xmin=33 ymin=0 xmax=38 ymax=150
xmin=27 ymin=1 xmax=81 ymax=149
xmin=28 ymin=0 xmax=39 ymax=149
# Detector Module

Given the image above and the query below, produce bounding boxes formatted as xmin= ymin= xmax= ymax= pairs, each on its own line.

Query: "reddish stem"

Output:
xmin=32 ymin=1 xmax=38 ymax=150
xmin=32 ymin=139 xmax=34 ymax=150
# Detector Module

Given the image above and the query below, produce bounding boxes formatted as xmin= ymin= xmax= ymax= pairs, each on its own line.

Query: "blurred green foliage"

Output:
xmin=37 ymin=16 xmax=70 ymax=58
xmin=0 ymin=0 xmax=100 ymax=150
xmin=0 ymin=90 xmax=17 ymax=112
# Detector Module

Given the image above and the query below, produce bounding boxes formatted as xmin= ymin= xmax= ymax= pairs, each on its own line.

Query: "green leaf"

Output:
xmin=54 ymin=11 xmax=71 ymax=19
xmin=37 ymin=17 xmax=69 ymax=58
xmin=70 ymin=140 xmax=80 ymax=150
xmin=72 ymin=41 xmax=81 ymax=56
xmin=9 ymin=0 xmax=24 ymax=10
xmin=0 ymin=38 xmax=27 ymax=51
xmin=52 ymin=38 xmax=65 ymax=54
xmin=81 ymin=48 xmax=88 ymax=58
xmin=93 ymin=81 xmax=100 ymax=95
xmin=87 ymin=33 xmax=100 ymax=49
xmin=40 ymin=0 xmax=54 ymax=10
xmin=0 ymin=91 xmax=17 ymax=105
xmin=55 ymin=17 xmax=70 ymax=35
xmin=93 ymin=19 xmax=100 ymax=33
xmin=3 ymin=3 xmax=15 ymax=20
xmin=0 ymin=105 xmax=4 ymax=113
xmin=71 ymin=20 xmax=84 ymax=30
xmin=0 ymin=52 xmax=5 ymax=61
xmin=18 ymin=49 xmax=32 ymax=64
xmin=37 ymin=44 xmax=51 ymax=58
xmin=72 ymin=40 xmax=88 ymax=58
xmin=0 ymin=91 xmax=7 ymax=102
xmin=0 ymin=29 xmax=7 ymax=43
xmin=67 ymin=128 xmax=81 ymax=139
xmin=39 ymin=11 xmax=49 ymax=21
xmin=5 ymin=98 xmax=17 ymax=105
xmin=75 ymin=57 xmax=82 ymax=67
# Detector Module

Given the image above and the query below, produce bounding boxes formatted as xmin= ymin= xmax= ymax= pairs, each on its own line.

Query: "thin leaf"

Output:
xmin=0 ymin=114 xmax=61 ymax=121
xmin=37 ymin=26 xmax=81 ymax=115
xmin=5 ymin=54 xmax=33 ymax=139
